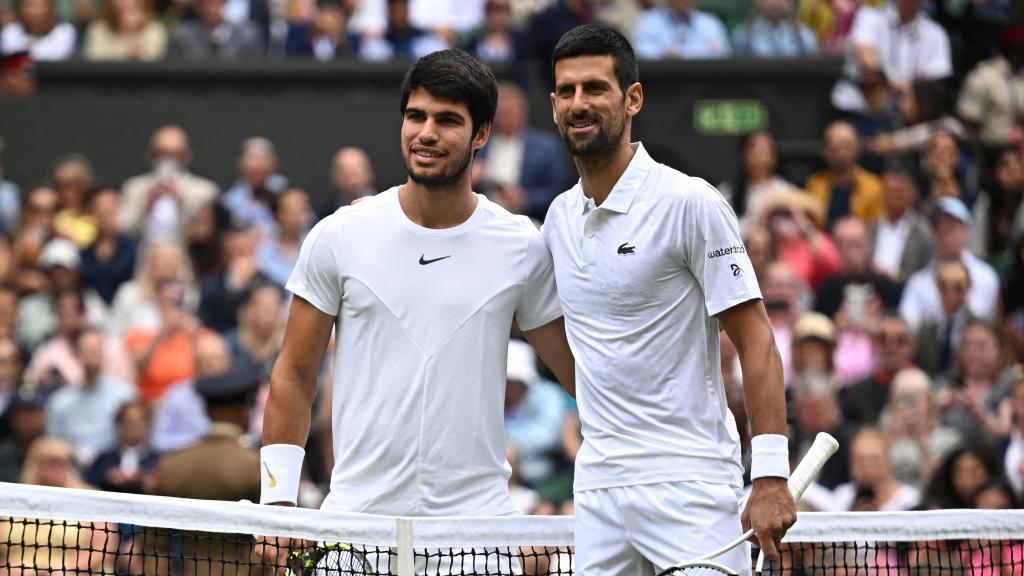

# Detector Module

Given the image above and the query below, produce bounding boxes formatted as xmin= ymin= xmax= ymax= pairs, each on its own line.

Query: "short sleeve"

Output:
xmin=285 ymin=218 xmax=343 ymax=316
xmin=516 ymin=230 xmax=562 ymax=332
xmin=919 ymin=27 xmax=952 ymax=79
xmin=683 ymin=188 xmax=762 ymax=317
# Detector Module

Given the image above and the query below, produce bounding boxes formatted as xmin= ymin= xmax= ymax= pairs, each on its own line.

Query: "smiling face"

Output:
xmin=401 ymin=87 xmax=487 ymax=190
xmin=551 ymin=54 xmax=640 ymax=159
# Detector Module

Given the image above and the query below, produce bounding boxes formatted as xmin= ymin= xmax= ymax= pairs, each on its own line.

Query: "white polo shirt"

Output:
xmin=831 ymin=5 xmax=952 ymax=113
xmin=287 ymin=186 xmax=561 ymax=516
xmin=542 ymin=143 xmax=760 ymax=492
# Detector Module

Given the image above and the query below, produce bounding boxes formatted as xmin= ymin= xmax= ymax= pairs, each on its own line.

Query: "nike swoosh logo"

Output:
xmin=263 ymin=463 xmax=277 ymax=488
xmin=419 ymin=255 xmax=452 ymax=265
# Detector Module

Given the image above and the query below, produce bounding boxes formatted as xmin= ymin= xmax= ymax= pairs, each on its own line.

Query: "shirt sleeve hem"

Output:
xmin=516 ymin=309 xmax=564 ymax=333
xmin=286 ymin=284 xmax=339 ymax=317
xmin=707 ymin=294 xmax=762 ymax=318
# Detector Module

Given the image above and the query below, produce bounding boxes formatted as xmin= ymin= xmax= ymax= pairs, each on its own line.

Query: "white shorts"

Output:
xmin=574 ymin=481 xmax=751 ymax=576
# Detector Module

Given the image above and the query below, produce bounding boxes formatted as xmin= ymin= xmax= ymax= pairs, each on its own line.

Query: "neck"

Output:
xmin=886 ymin=208 xmax=907 ymax=223
xmin=875 ymin=479 xmax=898 ymax=502
xmin=575 ymin=140 xmax=636 ymax=206
xmin=748 ymin=169 xmax=772 ymax=185
xmin=898 ymin=9 xmax=915 ymax=26
xmin=938 ymin=248 xmax=963 ymax=260
xmin=831 ymin=165 xmax=855 ymax=184
xmin=83 ymin=373 xmax=100 ymax=388
xmin=965 ymin=373 xmax=994 ymax=386
xmin=279 ymin=227 xmax=301 ymax=244
xmin=399 ymin=178 xmax=477 ymax=229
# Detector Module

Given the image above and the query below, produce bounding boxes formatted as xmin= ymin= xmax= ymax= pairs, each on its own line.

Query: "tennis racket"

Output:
xmin=284 ymin=541 xmax=377 ymax=576
xmin=656 ymin=432 xmax=840 ymax=576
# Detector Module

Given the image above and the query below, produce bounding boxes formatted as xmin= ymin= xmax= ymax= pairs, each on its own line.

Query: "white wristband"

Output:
xmin=750 ymin=434 xmax=790 ymax=480
xmin=260 ymin=444 xmax=305 ymax=505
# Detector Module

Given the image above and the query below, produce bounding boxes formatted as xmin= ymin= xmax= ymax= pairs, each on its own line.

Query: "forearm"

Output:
xmin=739 ymin=337 xmax=787 ymax=437
xmin=522 ymin=317 xmax=576 ymax=398
xmin=262 ymin=363 xmax=318 ymax=447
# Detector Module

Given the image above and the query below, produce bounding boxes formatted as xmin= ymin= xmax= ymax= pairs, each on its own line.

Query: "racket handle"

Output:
xmin=787 ymin=432 xmax=839 ymax=500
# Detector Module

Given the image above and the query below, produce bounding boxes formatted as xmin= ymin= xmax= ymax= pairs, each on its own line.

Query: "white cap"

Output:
xmin=38 ymin=238 xmax=80 ymax=270
xmin=507 ymin=339 xmax=538 ymax=384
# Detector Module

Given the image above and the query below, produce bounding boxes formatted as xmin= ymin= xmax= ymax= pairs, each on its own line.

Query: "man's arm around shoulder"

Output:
xmin=520 ymin=316 xmax=575 ymax=398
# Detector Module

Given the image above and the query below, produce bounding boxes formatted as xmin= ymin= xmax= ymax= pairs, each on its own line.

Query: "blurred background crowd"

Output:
xmin=0 ymin=0 xmax=1022 ymax=536
xmin=0 ymin=0 xmax=1009 ymax=68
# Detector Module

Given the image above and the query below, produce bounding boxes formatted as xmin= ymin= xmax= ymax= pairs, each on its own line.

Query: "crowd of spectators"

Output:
xmin=0 ymin=0 xmax=1008 ymax=67
xmin=0 ymin=0 xmax=1022 ymax=546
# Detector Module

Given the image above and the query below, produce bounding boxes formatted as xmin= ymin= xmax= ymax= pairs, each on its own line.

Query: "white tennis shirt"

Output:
xmin=287 ymin=187 xmax=562 ymax=516
xmin=542 ymin=143 xmax=761 ymax=492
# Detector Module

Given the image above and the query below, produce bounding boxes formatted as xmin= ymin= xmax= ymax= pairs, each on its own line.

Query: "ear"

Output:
xmin=625 ymin=82 xmax=643 ymax=118
xmin=472 ymin=122 xmax=492 ymax=151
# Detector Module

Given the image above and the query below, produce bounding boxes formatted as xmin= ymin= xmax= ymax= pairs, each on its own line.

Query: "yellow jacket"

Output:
xmin=805 ymin=167 xmax=884 ymax=225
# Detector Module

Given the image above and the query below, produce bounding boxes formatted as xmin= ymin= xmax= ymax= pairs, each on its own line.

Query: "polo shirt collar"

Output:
xmin=579 ymin=142 xmax=653 ymax=215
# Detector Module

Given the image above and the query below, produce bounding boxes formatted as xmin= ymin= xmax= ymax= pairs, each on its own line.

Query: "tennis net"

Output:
xmin=2 ymin=482 xmax=1024 ymax=575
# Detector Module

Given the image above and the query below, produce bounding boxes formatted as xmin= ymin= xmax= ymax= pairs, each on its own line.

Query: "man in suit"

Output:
xmin=118 ymin=126 xmax=220 ymax=244
xmin=170 ymin=0 xmax=264 ymax=59
xmin=914 ymin=258 xmax=974 ymax=376
xmin=148 ymin=367 xmax=262 ymax=576
xmin=477 ymin=82 xmax=570 ymax=221
xmin=869 ymin=165 xmax=934 ymax=283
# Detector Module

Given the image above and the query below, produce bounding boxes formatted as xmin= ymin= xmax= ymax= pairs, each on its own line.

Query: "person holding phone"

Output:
xmin=829 ymin=427 xmax=920 ymax=511
xmin=123 ymin=279 xmax=208 ymax=402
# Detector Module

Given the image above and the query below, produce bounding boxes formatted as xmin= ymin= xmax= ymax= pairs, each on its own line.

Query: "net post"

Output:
xmin=396 ymin=517 xmax=414 ymax=576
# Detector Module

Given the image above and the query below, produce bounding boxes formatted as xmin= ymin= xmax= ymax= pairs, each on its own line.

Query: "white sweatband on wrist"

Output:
xmin=260 ymin=444 xmax=305 ymax=505
xmin=750 ymin=434 xmax=790 ymax=480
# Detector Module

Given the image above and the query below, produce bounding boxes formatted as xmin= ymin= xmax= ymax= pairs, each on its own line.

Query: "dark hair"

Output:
xmin=923 ymin=444 xmax=1001 ymax=509
xmin=399 ymin=49 xmax=498 ymax=137
xmin=880 ymin=157 xmax=914 ymax=179
xmin=52 ymin=287 xmax=85 ymax=312
xmin=270 ymin=186 xmax=308 ymax=218
xmin=551 ymin=24 xmax=639 ymax=93
xmin=974 ymin=476 xmax=1022 ymax=509
xmin=1003 ymin=235 xmax=1024 ymax=315
xmin=910 ymin=80 xmax=949 ymax=123
xmin=238 ymin=280 xmax=283 ymax=309
xmin=84 ymin=185 xmax=118 ymax=208
xmin=0 ymin=281 xmax=19 ymax=297
xmin=115 ymin=398 xmax=151 ymax=425
xmin=729 ymin=131 xmax=777 ymax=218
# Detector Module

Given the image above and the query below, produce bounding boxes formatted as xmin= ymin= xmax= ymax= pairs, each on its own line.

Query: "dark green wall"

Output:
xmin=0 ymin=58 xmax=841 ymax=202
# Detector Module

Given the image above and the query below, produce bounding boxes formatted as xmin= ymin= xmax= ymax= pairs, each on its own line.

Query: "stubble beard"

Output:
xmin=560 ymin=111 xmax=626 ymax=159
xmin=405 ymin=143 xmax=474 ymax=189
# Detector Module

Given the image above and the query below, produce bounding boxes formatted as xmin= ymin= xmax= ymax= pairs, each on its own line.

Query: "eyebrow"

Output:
xmin=404 ymin=107 xmax=467 ymax=123
xmin=558 ymin=77 xmax=613 ymax=88
xmin=434 ymin=111 xmax=466 ymax=123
